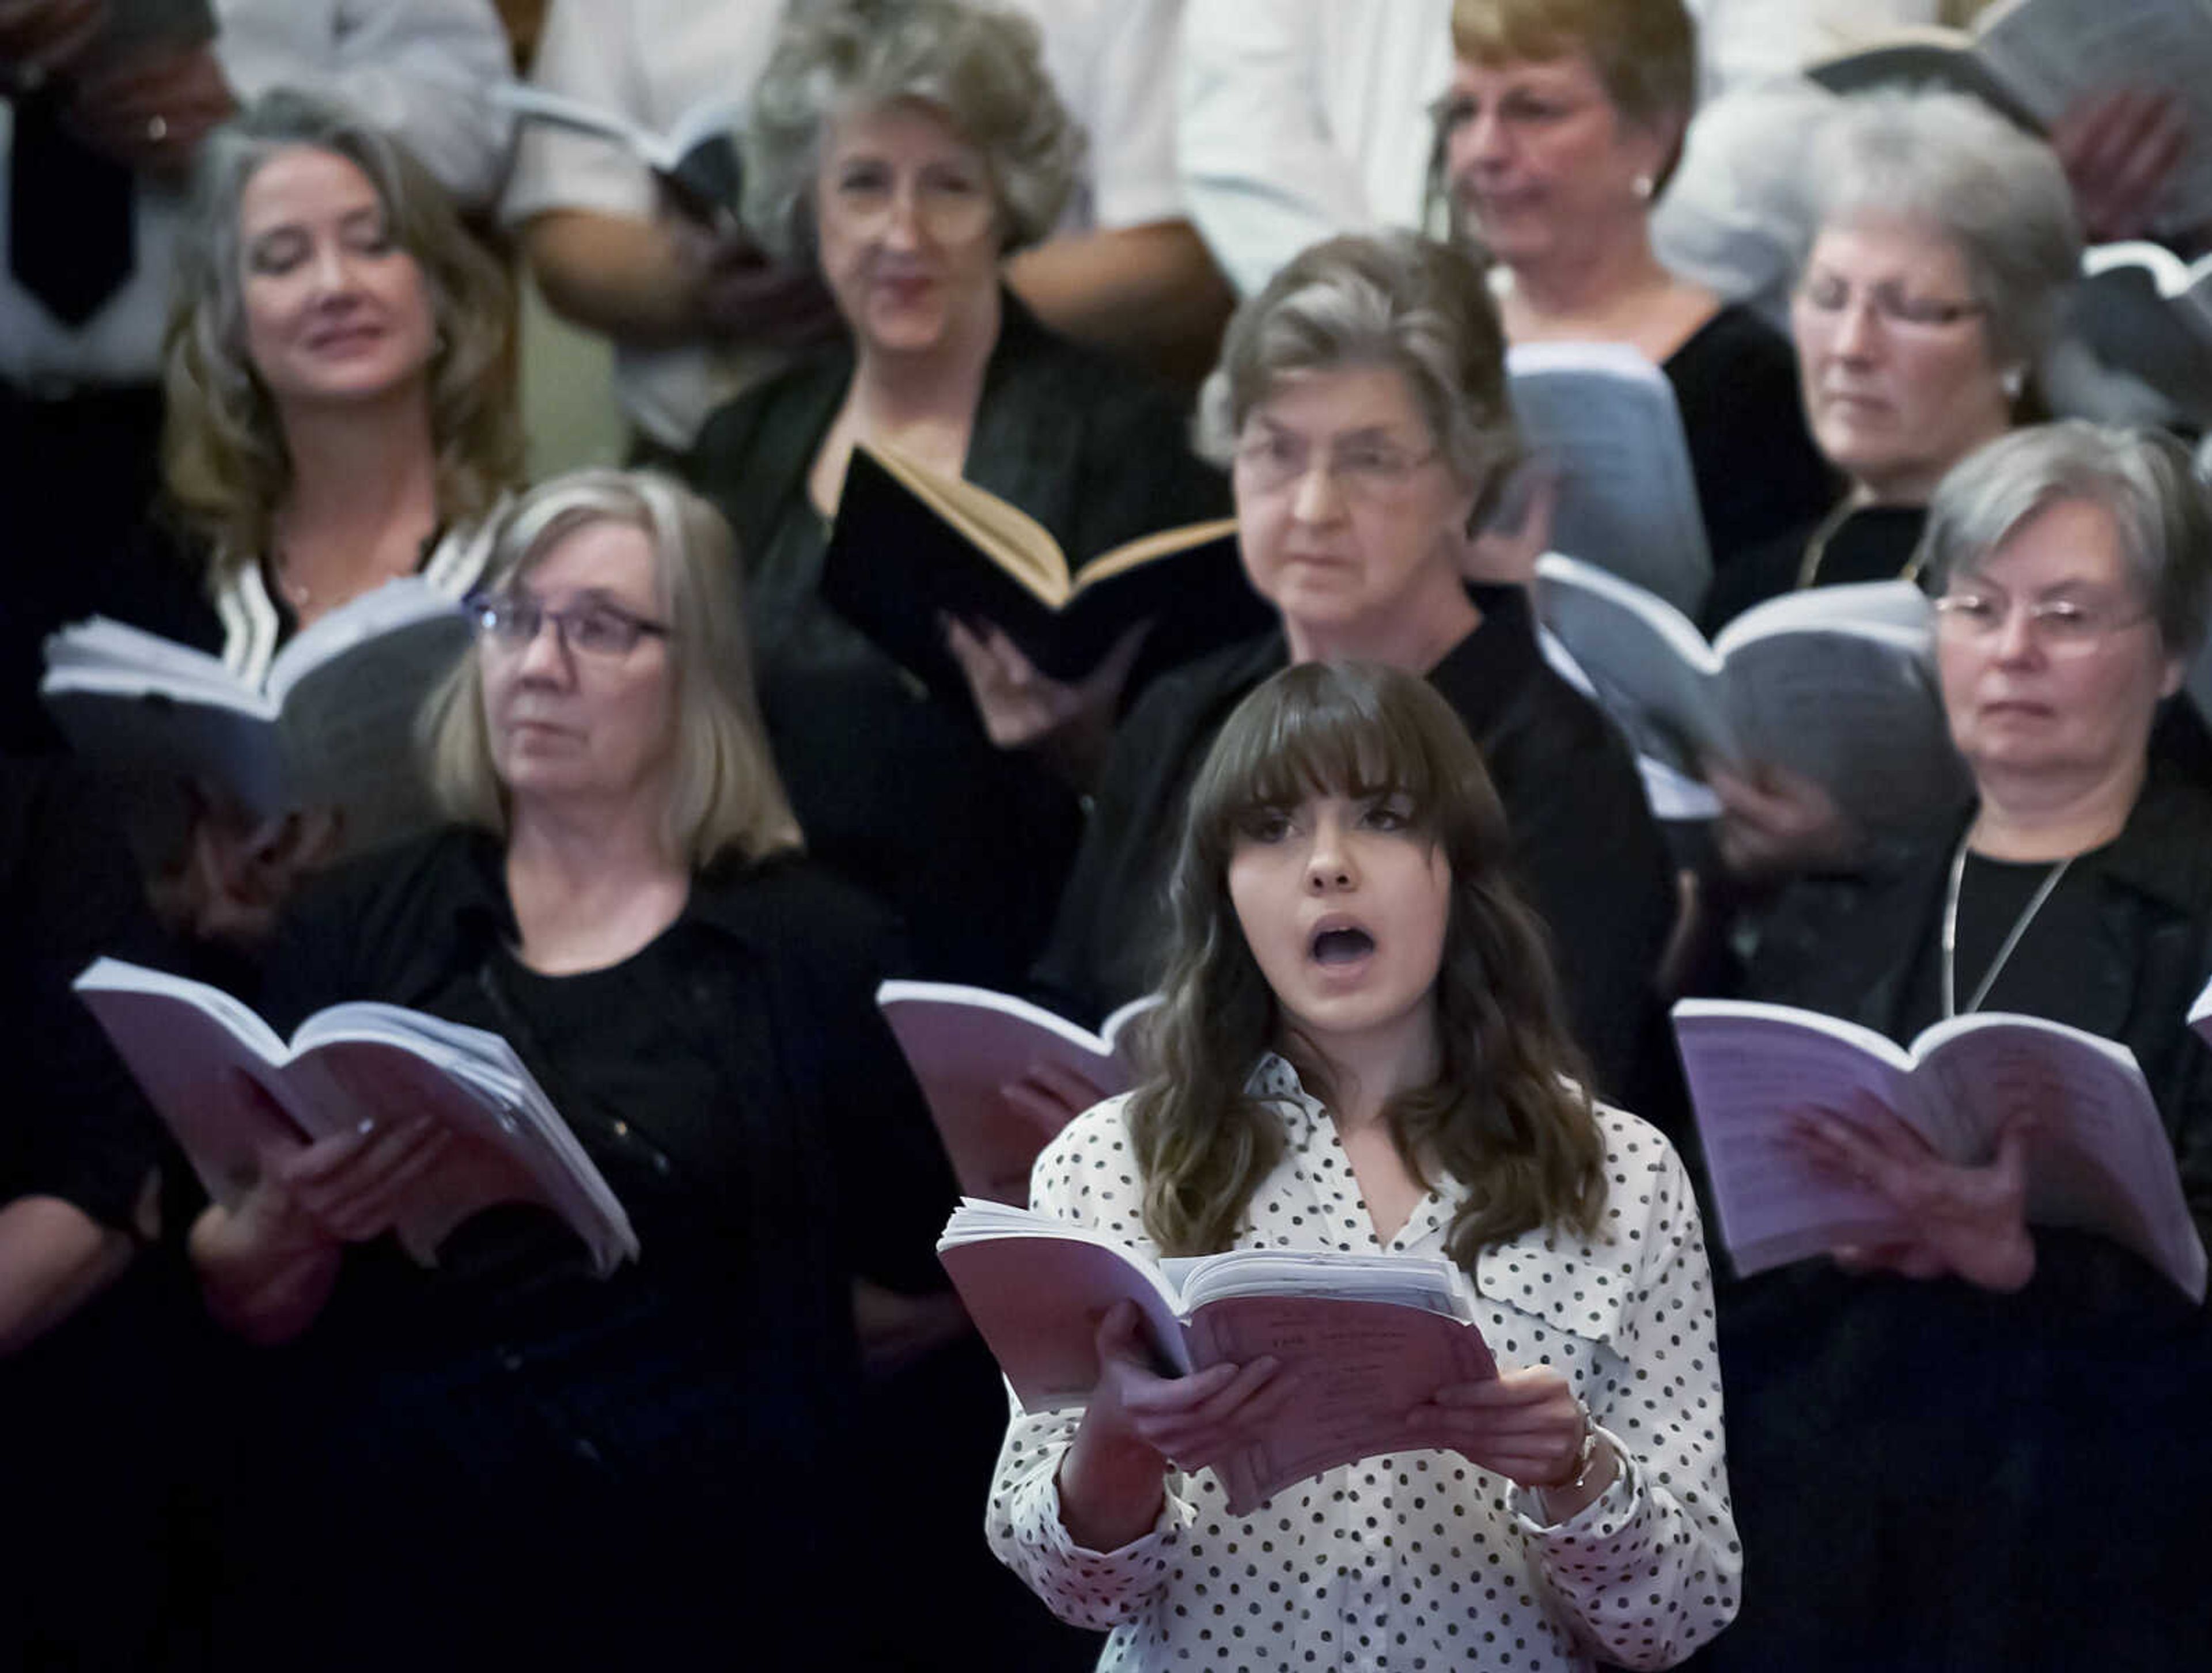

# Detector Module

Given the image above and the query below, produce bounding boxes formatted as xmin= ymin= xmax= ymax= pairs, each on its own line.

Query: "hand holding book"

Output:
xmin=1056 ymin=1299 xmax=1298 ymax=1552
xmin=943 ymin=613 xmax=1148 ymax=786
xmin=1791 ymin=1087 xmax=2038 ymax=1291
xmin=190 ymin=1112 xmax=453 ymax=1342
xmin=1707 ymin=761 xmax=1861 ymax=883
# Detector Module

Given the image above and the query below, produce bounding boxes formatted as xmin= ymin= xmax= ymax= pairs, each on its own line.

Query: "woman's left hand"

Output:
xmin=942 ymin=614 xmax=1147 ymax=789
xmin=156 ymin=792 xmax=345 ymax=949
xmin=1790 ymin=1090 xmax=2037 ymax=1292
xmin=1461 ymin=461 xmax=1558 ymax=587
xmin=1407 ymin=1364 xmax=1613 ymax=1508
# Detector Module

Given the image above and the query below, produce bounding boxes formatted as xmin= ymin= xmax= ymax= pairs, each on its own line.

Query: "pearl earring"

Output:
xmin=1632 ymin=173 xmax=1654 ymax=202
xmin=2001 ymin=365 xmax=2025 ymax=401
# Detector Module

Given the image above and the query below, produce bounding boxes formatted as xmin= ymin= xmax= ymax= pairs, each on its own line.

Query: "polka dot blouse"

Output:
xmin=986 ymin=1057 xmax=1741 ymax=1671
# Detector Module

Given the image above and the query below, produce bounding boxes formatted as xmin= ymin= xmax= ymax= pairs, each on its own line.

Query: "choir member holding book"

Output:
xmin=143 ymin=88 xmax=523 ymax=941
xmin=67 ymin=91 xmax=524 ymax=946
xmin=185 ymin=471 xmax=956 ymax=1670
xmin=1695 ymin=86 xmax=2088 ymax=881
xmin=1033 ymin=232 xmax=1673 ymax=1108
xmin=988 ymin=660 xmax=1738 ymax=1670
xmin=1695 ymin=421 xmax=2212 ymax=1669
xmin=1439 ymin=0 xmax=1833 ymax=581
xmin=683 ymin=0 xmax=1231 ymax=988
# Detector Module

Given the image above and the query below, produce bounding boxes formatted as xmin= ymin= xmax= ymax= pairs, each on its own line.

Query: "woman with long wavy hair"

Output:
xmin=987 ymin=659 xmax=1738 ymax=1672
xmin=151 ymin=86 xmax=524 ymax=941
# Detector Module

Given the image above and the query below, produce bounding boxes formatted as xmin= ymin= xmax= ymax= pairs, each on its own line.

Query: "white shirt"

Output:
xmin=1176 ymin=0 xmax=1453 ymax=298
xmin=502 ymin=0 xmax=1187 ymax=448
xmin=1172 ymin=0 xmax=1896 ymax=299
xmin=988 ymin=1057 xmax=1741 ymax=1672
xmin=1 ymin=0 xmax=514 ymax=385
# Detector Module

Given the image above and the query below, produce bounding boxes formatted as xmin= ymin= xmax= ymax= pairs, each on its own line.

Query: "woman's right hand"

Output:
xmin=1709 ymin=760 xmax=1863 ymax=883
xmin=190 ymin=1117 xmax=451 ymax=1342
xmin=666 ymin=214 xmax=840 ymax=344
xmin=1055 ymin=1300 xmax=1298 ymax=1551
xmin=1790 ymin=1090 xmax=2037 ymax=1293
xmin=152 ymin=788 xmax=344 ymax=949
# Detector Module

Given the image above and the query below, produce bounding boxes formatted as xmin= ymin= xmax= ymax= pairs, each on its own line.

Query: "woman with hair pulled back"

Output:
xmin=990 ymin=660 xmax=1738 ymax=1671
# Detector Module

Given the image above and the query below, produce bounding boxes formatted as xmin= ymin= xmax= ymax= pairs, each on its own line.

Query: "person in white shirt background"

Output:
xmin=503 ymin=0 xmax=1230 ymax=458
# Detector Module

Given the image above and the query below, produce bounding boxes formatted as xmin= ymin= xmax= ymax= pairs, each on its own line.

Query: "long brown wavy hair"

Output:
xmin=1127 ymin=662 xmax=1607 ymax=1272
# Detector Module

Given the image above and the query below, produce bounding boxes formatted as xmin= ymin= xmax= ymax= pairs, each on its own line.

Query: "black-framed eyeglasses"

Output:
xmin=464 ymin=592 xmax=672 ymax=658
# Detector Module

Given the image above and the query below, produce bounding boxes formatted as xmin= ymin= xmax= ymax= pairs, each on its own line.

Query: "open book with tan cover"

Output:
xmin=819 ymin=442 xmax=1264 ymax=711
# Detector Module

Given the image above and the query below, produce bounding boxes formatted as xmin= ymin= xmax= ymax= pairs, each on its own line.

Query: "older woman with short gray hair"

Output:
xmin=1036 ymin=230 xmax=1676 ymax=1106
xmin=1703 ymin=87 xmax=2083 ymax=632
xmin=1706 ymin=417 xmax=2212 ymax=1668
xmin=1700 ymin=88 xmax=2086 ymax=878
xmin=684 ymin=0 xmax=1232 ymax=992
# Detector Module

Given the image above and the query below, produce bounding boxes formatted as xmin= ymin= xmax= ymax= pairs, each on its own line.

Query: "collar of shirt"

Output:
xmin=1241 ymin=1050 xmax=1644 ymax=1353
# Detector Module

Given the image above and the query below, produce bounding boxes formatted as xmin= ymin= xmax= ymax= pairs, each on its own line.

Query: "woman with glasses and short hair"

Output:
xmin=681 ymin=0 xmax=1231 ymax=992
xmin=185 ymin=469 xmax=956 ymax=1671
xmin=1700 ymin=88 xmax=2081 ymax=634
xmin=1033 ymin=230 xmax=1673 ymax=1111
xmin=1692 ymin=85 xmax=2086 ymax=881
xmin=1706 ymin=419 xmax=2212 ymax=1669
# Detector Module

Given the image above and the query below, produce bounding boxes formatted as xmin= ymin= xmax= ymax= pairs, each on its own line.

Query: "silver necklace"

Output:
xmin=1940 ymin=830 xmax=2074 ymax=1018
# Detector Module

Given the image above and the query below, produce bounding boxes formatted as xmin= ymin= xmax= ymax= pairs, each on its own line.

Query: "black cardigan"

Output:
xmin=684 ymin=294 xmax=1233 ymax=987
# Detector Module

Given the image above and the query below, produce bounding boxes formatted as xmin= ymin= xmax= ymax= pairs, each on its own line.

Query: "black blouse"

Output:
xmin=686 ymin=294 xmax=1234 ymax=988
xmin=1664 ymin=301 xmax=1839 ymax=579
xmin=1033 ymin=586 xmax=1677 ymax=1106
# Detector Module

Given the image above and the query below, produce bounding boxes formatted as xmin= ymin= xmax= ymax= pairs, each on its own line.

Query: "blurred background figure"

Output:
xmin=683 ymin=0 xmax=1232 ymax=991
xmin=503 ymin=0 xmax=1229 ymax=464
xmin=1 ymin=752 xmax=198 ymax=1670
xmin=0 ymin=0 xmax=512 ymax=754
xmin=131 ymin=88 xmax=522 ymax=950
xmin=1441 ymin=0 xmax=1834 ymax=580
xmin=1691 ymin=89 xmax=2086 ymax=892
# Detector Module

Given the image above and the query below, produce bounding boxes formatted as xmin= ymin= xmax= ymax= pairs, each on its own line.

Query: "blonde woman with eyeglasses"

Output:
xmin=185 ymin=469 xmax=963 ymax=1670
